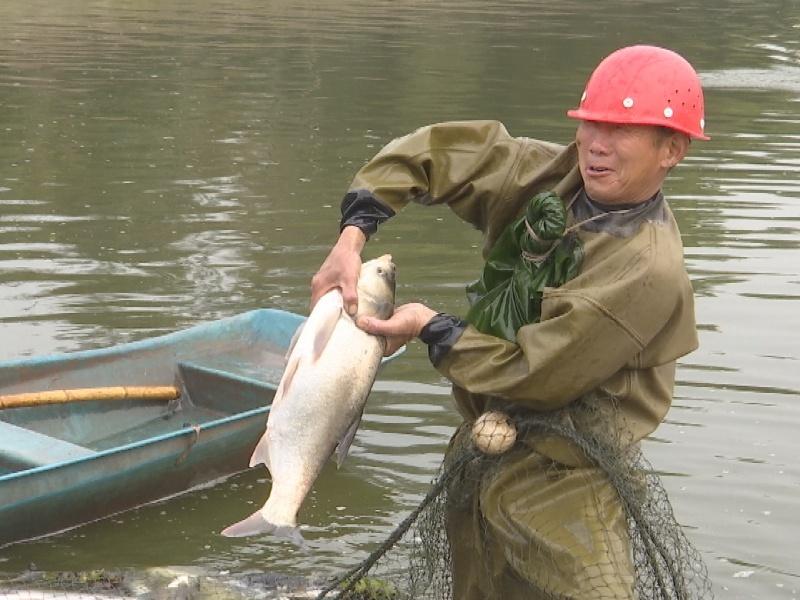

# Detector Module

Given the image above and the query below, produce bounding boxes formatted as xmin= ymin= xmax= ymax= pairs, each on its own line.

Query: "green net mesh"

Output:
xmin=315 ymin=398 xmax=713 ymax=600
xmin=0 ymin=409 xmax=713 ymax=600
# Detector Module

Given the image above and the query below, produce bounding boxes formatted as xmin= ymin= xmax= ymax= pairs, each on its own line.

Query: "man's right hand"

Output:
xmin=310 ymin=226 xmax=366 ymax=316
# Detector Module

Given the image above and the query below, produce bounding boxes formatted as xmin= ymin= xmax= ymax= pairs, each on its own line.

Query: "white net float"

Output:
xmin=471 ymin=410 xmax=517 ymax=455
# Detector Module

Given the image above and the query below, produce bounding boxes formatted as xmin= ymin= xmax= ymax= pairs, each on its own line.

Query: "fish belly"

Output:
xmin=263 ymin=318 xmax=383 ymax=526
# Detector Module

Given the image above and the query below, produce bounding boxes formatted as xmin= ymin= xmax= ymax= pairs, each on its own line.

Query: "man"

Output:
xmin=311 ymin=45 xmax=708 ymax=599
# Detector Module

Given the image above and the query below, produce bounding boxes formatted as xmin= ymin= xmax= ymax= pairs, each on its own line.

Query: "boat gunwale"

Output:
xmin=0 ymin=403 xmax=270 ymax=484
xmin=0 ymin=308 xmax=301 ymax=372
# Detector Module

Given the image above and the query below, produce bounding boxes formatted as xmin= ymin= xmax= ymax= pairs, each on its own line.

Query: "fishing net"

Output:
xmin=315 ymin=396 xmax=713 ymax=600
xmin=0 ymin=392 xmax=713 ymax=600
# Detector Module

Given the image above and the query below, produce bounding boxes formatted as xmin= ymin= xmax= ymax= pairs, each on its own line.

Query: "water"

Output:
xmin=0 ymin=1 xmax=798 ymax=598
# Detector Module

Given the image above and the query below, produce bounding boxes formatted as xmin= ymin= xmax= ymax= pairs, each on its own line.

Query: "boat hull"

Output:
xmin=0 ymin=309 xmax=303 ymax=547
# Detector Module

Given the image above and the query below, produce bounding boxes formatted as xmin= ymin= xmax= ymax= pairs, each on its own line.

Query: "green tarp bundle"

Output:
xmin=465 ymin=191 xmax=584 ymax=341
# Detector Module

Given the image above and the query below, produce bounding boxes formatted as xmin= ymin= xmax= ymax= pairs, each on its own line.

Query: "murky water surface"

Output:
xmin=0 ymin=1 xmax=798 ymax=598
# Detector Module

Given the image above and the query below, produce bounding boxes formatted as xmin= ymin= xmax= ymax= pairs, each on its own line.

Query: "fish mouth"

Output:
xmin=385 ymin=263 xmax=396 ymax=287
xmin=377 ymin=254 xmax=396 ymax=288
xmin=383 ymin=268 xmax=396 ymax=295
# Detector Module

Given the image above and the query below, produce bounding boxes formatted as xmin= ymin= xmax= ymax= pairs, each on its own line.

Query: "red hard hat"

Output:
xmin=567 ymin=45 xmax=709 ymax=140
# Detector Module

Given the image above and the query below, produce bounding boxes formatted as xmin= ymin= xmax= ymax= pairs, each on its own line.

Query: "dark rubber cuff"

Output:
xmin=419 ymin=313 xmax=468 ymax=367
xmin=339 ymin=189 xmax=396 ymax=240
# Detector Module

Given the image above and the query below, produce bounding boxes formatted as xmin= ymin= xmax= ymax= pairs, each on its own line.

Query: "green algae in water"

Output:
xmin=341 ymin=577 xmax=398 ymax=600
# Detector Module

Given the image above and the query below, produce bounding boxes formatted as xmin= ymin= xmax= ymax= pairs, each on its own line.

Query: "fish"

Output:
xmin=221 ymin=254 xmax=396 ymax=545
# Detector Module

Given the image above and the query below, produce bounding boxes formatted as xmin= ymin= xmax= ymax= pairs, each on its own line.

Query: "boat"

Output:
xmin=0 ymin=308 xmax=398 ymax=547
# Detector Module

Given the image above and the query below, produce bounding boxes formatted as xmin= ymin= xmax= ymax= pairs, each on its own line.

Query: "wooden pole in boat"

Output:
xmin=0 ymin=386 xmax=180 ymax=409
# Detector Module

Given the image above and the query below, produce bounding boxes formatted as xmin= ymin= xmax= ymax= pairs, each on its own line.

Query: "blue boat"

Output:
xmin=0 ymin=309 xmax=395 ymax=547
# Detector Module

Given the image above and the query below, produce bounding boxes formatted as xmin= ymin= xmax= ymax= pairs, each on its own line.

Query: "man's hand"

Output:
xmin=357 ymin=303 xmax=438 ymax=356
xmin=310 ymin=226 xmax=366 ymax=316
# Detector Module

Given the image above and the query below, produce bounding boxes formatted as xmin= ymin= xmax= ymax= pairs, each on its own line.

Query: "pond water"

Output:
xmin=0 ymin=1 xmax=798 ymax=598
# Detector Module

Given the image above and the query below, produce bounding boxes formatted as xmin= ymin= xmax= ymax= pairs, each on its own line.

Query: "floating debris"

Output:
xmin=0 ymin=568 xmax=330 ymax=600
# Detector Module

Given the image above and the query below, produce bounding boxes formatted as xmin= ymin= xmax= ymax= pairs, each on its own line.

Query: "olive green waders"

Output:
xmin=445 ymin=429 xmax=635 ymax=600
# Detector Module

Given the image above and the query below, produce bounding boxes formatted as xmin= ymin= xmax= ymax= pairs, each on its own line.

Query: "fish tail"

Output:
xmin=249 ymin=431 xmax=270 ymax=469
xmin=220 ymin=511 xmax=306 ymax=548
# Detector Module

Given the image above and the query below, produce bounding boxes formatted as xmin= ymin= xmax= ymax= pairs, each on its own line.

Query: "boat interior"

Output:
xmin=0 ymin=347 xmax=284 ymax=477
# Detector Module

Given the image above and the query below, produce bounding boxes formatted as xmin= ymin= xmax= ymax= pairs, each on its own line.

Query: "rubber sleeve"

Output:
xmin=419 ymin=313 xmax=468 ymax=366
xmin=339 ymin=189 xmax=396 ymax=239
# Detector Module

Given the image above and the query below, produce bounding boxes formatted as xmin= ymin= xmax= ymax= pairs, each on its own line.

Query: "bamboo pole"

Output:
xmin=0 ymin=386 xmax=180 ymax=409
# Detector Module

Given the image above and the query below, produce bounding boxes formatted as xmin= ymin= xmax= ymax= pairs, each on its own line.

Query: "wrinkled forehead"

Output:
xmin=575 ymin=121 xmax=685 ymax=145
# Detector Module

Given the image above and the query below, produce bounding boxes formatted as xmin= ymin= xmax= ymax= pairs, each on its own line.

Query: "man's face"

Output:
xmin=575 ymin=121 xmax=684 ymax=205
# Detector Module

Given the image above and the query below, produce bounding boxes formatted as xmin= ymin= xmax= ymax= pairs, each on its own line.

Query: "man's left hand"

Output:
xmin=357 ymin=303 xmax=438 ymax=356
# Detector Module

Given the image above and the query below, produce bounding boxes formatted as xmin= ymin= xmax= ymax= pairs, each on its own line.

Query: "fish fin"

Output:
xmin=285 ymin=321 xmax=305 ymax=361
xmin=251 ymin=358 xmax=300 ymax=468
xmin=310 ymin=291 xmax=343 ymax=362
xmin=249 ymin=431 xmax=270 ymax=469
xmin=334 ymin=410 xmax=364 ymax=468
xmin=220 ymin=511 xmax=306 ymax=548
xmin=273 ymin=292 xmax=341 ymax=403
xmin=274 ymin=350 xmax=301 ymax=407
xmin=252 ymin=299 xmax=333 ymax=469
xmin=253 ymin=352 xmax=302 ymax=468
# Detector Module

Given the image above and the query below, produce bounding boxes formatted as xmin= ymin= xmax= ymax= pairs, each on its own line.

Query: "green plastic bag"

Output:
xmin=465 ymin=191 xmax=584 ymax=342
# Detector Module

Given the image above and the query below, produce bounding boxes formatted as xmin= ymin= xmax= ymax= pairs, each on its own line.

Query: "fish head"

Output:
xmin=357 ymin=254 xmax=396 ymax=320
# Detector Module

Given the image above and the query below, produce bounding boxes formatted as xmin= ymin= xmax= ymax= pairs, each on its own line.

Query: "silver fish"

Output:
xmin=221 ymin=255 xmax=396 ymax=545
